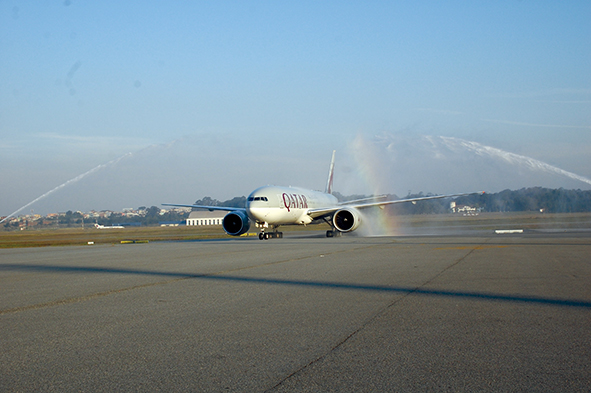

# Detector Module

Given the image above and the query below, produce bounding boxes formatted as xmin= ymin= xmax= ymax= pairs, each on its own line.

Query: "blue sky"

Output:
xmin=1 ymin=1 xmax=590 ymax=215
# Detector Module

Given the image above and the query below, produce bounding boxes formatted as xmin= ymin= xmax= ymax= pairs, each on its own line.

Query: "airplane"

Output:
xmin=94 ymin=223 xmax=125 ymax=229
xmin=163 ymin=151 xmax=483 ymax=240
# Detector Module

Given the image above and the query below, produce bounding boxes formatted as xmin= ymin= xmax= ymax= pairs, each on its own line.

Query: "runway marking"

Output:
xmin=434 ymin=245 xmax=515 ymax=250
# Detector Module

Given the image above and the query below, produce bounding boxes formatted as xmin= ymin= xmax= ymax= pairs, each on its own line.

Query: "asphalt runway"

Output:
xmin=1 ymin=232 xmax=590 ymax=392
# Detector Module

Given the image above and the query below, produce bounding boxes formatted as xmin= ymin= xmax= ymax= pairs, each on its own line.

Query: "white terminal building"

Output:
xmin=186 ymin=210 xmax=226 ymax=226
xmin=450 ymin=201 xmax=479 ymax=216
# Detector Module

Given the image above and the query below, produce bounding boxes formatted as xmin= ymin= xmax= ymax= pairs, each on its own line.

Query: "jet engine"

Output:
xmin=222 ymin=211 xmax=251 ymax=236
xmin=333 ymin=207 xmax=361 ymax=233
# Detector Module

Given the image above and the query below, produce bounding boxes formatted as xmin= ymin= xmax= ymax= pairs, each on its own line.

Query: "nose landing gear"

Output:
xmin=259 ymin=231 xmax=283 ymax=240
xmin=258 ymin=225 xmax=283 ymax=240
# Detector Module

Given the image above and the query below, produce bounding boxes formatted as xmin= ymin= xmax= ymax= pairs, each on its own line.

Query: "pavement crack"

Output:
xmin=419 ymin=239 xmax=490 ymax=288
xmin=0 ymin=278 xmax=189 ymax=315
xmin=265 ymin=241 xmax=490 ymax=391
xmin=0 ymin=244 xmax=378 ymax=315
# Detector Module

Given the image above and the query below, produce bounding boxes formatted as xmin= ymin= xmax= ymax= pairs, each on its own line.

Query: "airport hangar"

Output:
xmin=185 ymin=210 xmax=225 ymax=226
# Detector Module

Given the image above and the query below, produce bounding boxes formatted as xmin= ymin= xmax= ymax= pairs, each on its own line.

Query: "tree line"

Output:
xmin=5 ymin=187 xmax=590 ymax=230
xmin=379 ymin=187 xmax=591 ymax=215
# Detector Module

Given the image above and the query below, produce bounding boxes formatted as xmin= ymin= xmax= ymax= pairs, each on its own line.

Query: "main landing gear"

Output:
xmin=326 ymin=230 xmax=342 ymax=238
xmin=322 ymin=217 xmax=342 ymax=238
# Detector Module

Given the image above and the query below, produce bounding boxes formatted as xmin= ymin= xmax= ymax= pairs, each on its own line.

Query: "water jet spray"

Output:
xmin=1 ymin=152 xmax=133 ymax=224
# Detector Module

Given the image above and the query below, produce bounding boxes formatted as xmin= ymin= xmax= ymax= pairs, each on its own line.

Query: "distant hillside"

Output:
xmin=382 ymin=187 xmax=591 ymax=215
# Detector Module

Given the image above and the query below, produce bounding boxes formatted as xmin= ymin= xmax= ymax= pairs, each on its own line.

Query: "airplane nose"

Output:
xmin=247 ymin=207 xmax=267 ymax=221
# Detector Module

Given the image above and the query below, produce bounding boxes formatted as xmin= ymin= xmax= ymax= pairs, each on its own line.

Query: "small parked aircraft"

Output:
xmin=94 ymin=223 xmax=125 ymax=229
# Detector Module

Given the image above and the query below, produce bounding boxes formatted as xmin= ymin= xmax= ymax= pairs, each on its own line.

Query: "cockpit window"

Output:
xmin=250 ymin=196 xmax=268 ymax=202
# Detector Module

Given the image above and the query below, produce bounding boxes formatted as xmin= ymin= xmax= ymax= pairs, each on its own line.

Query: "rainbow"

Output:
xmin=350 ymin=135 xmax=400 ymax=236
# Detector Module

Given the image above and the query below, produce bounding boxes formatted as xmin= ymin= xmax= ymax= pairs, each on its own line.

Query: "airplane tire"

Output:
xmin=259 ymin=233 xmax=265 ymax=240
xmin=326 ymin=230 xmax=334 ymax=238
xmin=264 ymin=233 xmax=270 ymax=240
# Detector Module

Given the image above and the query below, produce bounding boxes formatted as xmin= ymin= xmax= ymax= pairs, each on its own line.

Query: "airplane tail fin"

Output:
xmin=325 ymin=150 xmax=336 ymax=194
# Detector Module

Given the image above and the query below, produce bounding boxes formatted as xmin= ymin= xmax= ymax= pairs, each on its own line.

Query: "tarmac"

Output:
xmin=1 ymin=231 xmax=590 ymax=392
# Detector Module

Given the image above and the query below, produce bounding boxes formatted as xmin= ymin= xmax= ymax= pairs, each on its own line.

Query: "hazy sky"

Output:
xmin=1 ymin=1 xmax=590 ymax=215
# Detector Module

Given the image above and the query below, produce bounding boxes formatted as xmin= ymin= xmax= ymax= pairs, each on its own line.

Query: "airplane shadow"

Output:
xmin=1 ymin=263 xmax=590 ymax=309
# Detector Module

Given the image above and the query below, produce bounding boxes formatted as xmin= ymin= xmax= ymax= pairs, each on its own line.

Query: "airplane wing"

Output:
xmin=308 ymin=192 xmax=484 ymax=220
xmin=162 ymin=203 xmax=245 ymax=212
xmin=337 ymin=195 xmax=388 ymax=205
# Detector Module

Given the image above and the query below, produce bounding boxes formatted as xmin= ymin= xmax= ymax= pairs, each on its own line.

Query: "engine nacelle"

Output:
xmin=222 ymin=211 xmax=251 ymax=236
xmin=333 ymin=207 xmax=361 ymax=233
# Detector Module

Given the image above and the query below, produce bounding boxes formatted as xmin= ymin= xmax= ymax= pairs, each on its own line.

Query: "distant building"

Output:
xmin=187 ymin=210 xmax=226 ymax=226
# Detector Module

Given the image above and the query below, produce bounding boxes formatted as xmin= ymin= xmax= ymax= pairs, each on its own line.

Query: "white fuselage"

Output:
xmin=94 ymin=223 xmax=125 ymax=229
xmin=246 ymin=186 xmax=338 ymax=226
